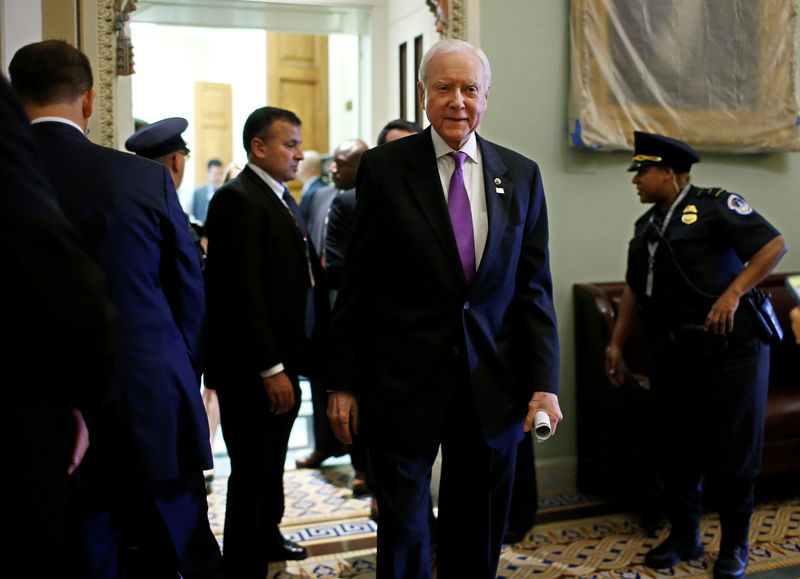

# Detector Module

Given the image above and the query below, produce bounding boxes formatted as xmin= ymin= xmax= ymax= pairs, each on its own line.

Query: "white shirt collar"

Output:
xmin=247 ymin=161 xmax=286 ymax=200
xmin=431 ymin=129 xmax=478 ymax=163
xmin=31 ymin=116 xmax=86 ymax=136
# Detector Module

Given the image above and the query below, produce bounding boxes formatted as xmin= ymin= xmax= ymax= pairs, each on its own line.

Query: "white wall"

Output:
xmin=129 ymin=23 xmax=267 ymax=210
xmin=328 ymin=33 xmax=361 ymax=150
xmin=383 ymin=0 xmax=438 ymax=137
xmin=1 ymin=0 xmax=42 ymax=73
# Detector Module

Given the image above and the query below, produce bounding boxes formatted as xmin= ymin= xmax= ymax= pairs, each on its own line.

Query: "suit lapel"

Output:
xmin=404 ymin=130 xmax=466 ymax=281
xmin=475 ymin=135 xmax=513 ymax=284
xmin=241 ymin=166 xmax=306 ymax=254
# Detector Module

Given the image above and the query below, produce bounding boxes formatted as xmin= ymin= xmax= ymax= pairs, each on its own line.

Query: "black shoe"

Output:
xmin=266 ymin=538 xmax=308 ymax=562
xmin=503 ymin=524 xmax=530 ymax=544
xmin=713 ymin=545 xmax=748 ymax=579
xmin=644 ymin=532 xmax=704 ymax=569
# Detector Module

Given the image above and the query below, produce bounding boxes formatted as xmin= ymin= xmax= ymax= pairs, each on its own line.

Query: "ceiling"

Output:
xmin=132 ymin=0 xmax=378 ymax=35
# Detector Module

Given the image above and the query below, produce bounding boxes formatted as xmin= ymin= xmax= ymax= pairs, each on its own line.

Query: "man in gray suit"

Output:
xmin=192 ymin=158 xmax=224 ymax=223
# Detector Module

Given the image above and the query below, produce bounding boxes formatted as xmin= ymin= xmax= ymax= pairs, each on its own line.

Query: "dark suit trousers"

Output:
xmin=649 ymin=333 xmax=769 ymax=547
xmin=369 ymin=387 xmax=517 ymax=579
xmin=69 ymin=469 xmax=223 ymax=579
xmin=217 ymin=373 xmax=300 ymax=578
xmin=507 ymin=432 xmax=538 ymax=534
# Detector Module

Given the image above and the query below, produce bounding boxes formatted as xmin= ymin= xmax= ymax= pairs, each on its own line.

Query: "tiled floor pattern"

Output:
xmin=207 ymin=469 xmax=800 ymax=578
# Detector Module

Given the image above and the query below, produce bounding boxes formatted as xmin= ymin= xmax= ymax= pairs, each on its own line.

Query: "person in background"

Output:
xmin=376 ymin=118 xmax=423 ymax=147
xmin=10 ymin=39 xmax=223 ymax=579
xmin=0 ymin=74 xmax=117 ymax=579
xmin=125 ymin=116 xmax=191 ymax=187
xmin=326 ymin=39 xmax=561 ymax=579
xmin=126 ymin=117 xmax=222 ymax=492
xmin=605 ymin=131 xmax=786 ymax=579
xmin=298 ymin=149 xmax=327 ymax=223
xmin=323 ymin=122 xmax=421 ymax=290
xmin=223 ymin=162 xmax=243 ymax=184
xmin=205 ymin=106 xmax=329 ymax=576
xmin=193 ymin=158 xmax=224 ymax=224
xmin=296 ymin=139 xmax=368 ymax=494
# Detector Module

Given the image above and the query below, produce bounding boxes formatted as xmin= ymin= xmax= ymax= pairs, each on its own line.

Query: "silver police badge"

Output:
xmin=727 ymin=194 xmax=753 ymax=215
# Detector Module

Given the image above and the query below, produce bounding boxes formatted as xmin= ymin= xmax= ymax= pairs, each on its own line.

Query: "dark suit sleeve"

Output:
xmin=323 ymin=192 xmax=356 ymax=290
xmin=160 ymin=169 xmax=206 ymax=367
xmin=0 ymin=77 xmax=117 ymax=412
xmin=514 ymin=161 xmax=559 ymax=394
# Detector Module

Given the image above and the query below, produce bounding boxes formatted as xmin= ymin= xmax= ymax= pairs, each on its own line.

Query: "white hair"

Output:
xmin=417 ymin=39 xmax=492 ymax=89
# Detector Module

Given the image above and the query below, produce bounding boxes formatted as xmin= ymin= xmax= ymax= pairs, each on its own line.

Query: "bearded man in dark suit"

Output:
xmin=10 ymin=40 xmax=222 ymax=579
xmin=204 ymin=107 xmax=328 ymax=577
xmin=327 ymin=39 xmax=562 ymax=579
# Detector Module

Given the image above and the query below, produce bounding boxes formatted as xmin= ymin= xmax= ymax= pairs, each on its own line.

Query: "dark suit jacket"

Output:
xmin=328 ymin=128 xmax=559 ymax=449
xmin=32 ymin=120 xmax=210 ymax=483
xmin=324 ymin=187 xmax=356 ymax=289
xmin=1 ymin=76 xmax=117 ymax=578
xmin=204 ymin=166 xmax=328 ymax=383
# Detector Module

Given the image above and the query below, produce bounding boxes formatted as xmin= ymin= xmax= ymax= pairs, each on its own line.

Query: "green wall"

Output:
xmin=478 ymin=1 xmax=800 ymax=466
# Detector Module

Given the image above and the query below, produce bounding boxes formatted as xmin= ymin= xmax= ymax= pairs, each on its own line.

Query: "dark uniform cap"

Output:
xmin=627 ymin=131 xmax=700 ymax=173
xmin=125 ymin=117 xmax=190 ymax=159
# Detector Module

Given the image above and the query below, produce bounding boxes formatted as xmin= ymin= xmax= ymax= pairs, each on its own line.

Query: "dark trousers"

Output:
xmin=68 ymin=469 xmax=223 ymax=579
xmin=507 ymin=432 xmax=538 ymax=534
xmin=216 ymin=374 xmax=300 ymax=578
xmin=369 ymin=394 xmax=516 ymax=579
xmin=649 ymin=332 xmax=769 ymax=548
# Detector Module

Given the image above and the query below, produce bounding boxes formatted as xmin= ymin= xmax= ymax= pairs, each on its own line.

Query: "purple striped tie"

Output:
xmin=447 ymin=151 xmax=475 ymax=282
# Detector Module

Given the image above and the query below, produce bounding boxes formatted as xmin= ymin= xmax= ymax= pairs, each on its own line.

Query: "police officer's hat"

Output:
xmin=125 ymin=117 xmax=190 ymax=159
xmin=627 ymin=131 xmax=700 ymax=173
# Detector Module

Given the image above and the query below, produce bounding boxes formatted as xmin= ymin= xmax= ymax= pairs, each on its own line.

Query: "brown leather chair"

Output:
xmin=573 ymin=273 xmax=800 ymax=503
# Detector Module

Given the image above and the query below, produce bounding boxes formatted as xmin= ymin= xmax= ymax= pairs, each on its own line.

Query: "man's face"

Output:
xmin=418 ymin=50 xmax=489 ymax=150
xmin=208 ymin=165 xmax=224 ymax=188
xmin=250 ymin=120 xmax=303 ymax=182
xmin=330 ymin=146 xmax=360 ymax=190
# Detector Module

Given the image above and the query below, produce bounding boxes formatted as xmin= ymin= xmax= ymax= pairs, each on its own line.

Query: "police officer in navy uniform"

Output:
xmin=605 ymin=132 xmax=787 ymax=579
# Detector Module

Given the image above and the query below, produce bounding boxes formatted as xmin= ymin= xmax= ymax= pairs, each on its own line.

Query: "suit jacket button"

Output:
xmin=451 ymin=346 xmax=461 ymax=356
xmin=463 ymin=302 xmax=470 ymax=310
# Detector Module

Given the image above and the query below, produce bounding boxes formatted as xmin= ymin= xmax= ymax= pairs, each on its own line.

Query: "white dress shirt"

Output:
xmin=431 ymin=130 xmax=488 ymax=269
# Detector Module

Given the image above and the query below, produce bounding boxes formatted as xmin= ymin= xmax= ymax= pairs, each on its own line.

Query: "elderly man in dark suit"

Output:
xmin=204 ymin=106 xmax=328 ymax=577
xmin=0 ymin=75 xmax=117 ymax=579
xmin=10 ymin=40 xmax=222 ymax=579
xmin=327 ymin=39 xmax=562 ymax=579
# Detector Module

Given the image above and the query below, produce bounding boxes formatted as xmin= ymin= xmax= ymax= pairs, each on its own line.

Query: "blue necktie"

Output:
xmin=448 ymin=152 xmax=476 ymax=282
xmin=282 ymin=187 xmax=307 ymax=235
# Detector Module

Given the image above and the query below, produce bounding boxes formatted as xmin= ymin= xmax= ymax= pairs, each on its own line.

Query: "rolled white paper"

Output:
xmin=534 ymin=410 xmax=551 ymax=441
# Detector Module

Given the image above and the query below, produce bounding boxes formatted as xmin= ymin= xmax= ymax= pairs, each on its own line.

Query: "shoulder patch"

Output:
xmin=726 ymin=193 xmax=753 ymax=215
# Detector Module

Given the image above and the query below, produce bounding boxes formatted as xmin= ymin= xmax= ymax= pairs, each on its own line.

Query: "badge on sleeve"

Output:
xmin=727 ymin=194 xmax=753 ymax=215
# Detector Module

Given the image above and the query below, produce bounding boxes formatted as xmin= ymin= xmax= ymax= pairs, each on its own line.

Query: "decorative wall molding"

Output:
xmin=95 ymin=0 xmax=116 ymax=148
xmin=427 ymin=0 xmax=467 ymax=40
